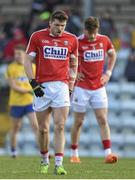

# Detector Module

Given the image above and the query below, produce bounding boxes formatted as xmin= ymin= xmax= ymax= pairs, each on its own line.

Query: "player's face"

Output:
xmin=14 ymin=50 xmax=24 ymax=64
xmin=49 ymin=19 xmax=67 ymax=36
xmin=84 ymin=28 xmax=99 ymax=41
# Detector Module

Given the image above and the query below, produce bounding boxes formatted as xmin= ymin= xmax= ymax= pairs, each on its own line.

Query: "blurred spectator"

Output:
xmin=119 ymin=24 xmax=132 ymax=48
xmin=30 ymin=0 xmax=63 ymax=21
xmin=44 ymin=0 xmax=64 ymax=12
xmin=66 ymin=9 xmax=82 ymax=36
xmin=100 ymin=10 xmax=116 ymax=39
xmin=124 ymin=47 xmax=135 ymax=82
xmin=4 ymin=29 xmax=27 ymax=63
xmin=34 ymin=11 xmax=51 ymax=31
xmin=0 ymin=15 xmax=14 ymax=39
xmin=0 ymin=32 xmax=8 ymax=64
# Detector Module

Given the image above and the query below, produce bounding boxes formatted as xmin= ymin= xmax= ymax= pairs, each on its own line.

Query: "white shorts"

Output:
xmin=33 ymin=81 xmax=70 ymax=111
xmin=71 ymin=86 xmax=108 ymax=112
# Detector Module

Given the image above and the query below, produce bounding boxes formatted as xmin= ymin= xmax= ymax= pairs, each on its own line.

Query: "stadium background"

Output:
xmin=0 ymin=0 xmax=135 ymax=158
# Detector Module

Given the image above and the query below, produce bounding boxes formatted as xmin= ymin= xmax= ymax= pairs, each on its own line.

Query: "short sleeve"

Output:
xmin=71 ymin=37 xmax=78 ymax=58
xmin=26 ymin=32 xmax=37 ymax=57
xmin=106 ymin=36 xmax=114 ymax=51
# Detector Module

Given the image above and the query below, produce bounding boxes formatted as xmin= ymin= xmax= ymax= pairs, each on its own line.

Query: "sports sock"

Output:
xmin=11 ymin=147 xmax=17 ymax=157
xmin=55 ymin=153 xmax=63 ymax=166
xmin=40 ymin=150 xmax=49 ymax=165
xmin=102 ymin=139 xmax=112 ymax=157
xmin=71 ymin=144 xmax=79 ymax=157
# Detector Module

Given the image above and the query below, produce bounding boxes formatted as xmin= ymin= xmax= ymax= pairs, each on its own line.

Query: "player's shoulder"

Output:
xmin=30 ymin=28 xmax=48 ymax=38
xmin=78 ymin=34 xmax=85 ymax=40
xmin=97 ymin=33 xmax=111 ymax=41
xmin=8 ymin=62 xmax=17 ymax=69
xmin=7 ymin=62 xmax=17 ymax=72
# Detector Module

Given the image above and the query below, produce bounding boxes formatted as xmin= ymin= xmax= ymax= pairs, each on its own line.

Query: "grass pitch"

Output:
xmin=0 ymin=156 xmax=135 ymax=179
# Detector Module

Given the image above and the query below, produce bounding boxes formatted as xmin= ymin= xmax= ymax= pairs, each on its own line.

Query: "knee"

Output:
xmin=74 ymin=117 xmax=84 ymax=129
xmin=54 ymin=123 xmax=65 ymax=133
xmin=39 ymin=126 xmax=49 ymax=135
xmin=76 ymin=120 xmax=83 ymax=129
xmin=12 ymin=124 xmax=20 ymax=134
xmin=97 ymin=115 xmax=107 ymax=126
xmin=32 ymin=124 xmax=39 ymax=133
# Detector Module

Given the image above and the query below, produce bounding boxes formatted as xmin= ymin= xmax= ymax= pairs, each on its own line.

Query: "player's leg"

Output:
xmin=52 ymin=106 xmax=69 ymax=175
xmin=70 ymin=112 xmax=85 ymax=163
xmin=25 ymin=104 xmax=39 ymax=144
xmin=91 ymin=87 xmax=118 ymax=163
xmin=32 ymin=82 xmax=54 ymax=174
xmin=50 ymin=81 xmax=70 ymax=175
xmin=27 ymin=112 xmax=39 ymax=147
xmin=70 ymin=86 xmax=88 ymax=163
xmin=94 ymin=108 xmax=118 ymax=163
xmin=36 ymin=108 xmax=51 ymax=174
xmin=10 ymin=118 xmax=22 ymax=158
xmin=10 ymin=106 xmax=23 ymax=158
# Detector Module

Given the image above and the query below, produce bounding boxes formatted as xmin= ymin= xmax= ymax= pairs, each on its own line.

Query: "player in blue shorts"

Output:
xmin=6 ymin=44 xmax=38 ymax=157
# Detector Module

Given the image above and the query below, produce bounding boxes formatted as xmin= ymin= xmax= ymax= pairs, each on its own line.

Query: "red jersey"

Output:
xmin=26 ymin=28 xmax=78 ymax=83
xmin=75 ymin=34 xmax=114 ymax=90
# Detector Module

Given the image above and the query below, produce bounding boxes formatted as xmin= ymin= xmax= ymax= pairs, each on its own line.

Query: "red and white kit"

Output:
xmin=72 ymin=34 xmax=114 ymax=112
xmin=26 ymin=28 xmax=78 ymax=111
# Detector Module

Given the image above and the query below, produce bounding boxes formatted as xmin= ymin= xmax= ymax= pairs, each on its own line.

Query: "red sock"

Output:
xmin=55 ymin=153 xmax=64 ymax=157
xmin=40 ymin=150 xmax=48 ymax=155
xmin=71 ymin=144 xmax=78 ymax=150
xmin=102 ymin=139 xmax=111 ymax=149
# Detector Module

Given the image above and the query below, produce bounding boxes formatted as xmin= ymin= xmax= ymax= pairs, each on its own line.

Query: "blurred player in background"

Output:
xmin=6 ymin=44 xmax=38 ymax=158
xmin=70 ymin=16 xmax=118 ymax=164
xmin=24 ymin=11 xmax=78 ymax=175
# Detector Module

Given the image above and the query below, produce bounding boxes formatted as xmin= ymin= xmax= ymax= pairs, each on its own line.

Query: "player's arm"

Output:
xmin=69 ymin=37 xmax=78 ymax=94
xmin=23 ymin=53 xmax=35 ymax=80
xmin=23 ymin=52 xmax=44 ymax=98
xmin=106 ymin=49 xmax=117 ymax=77
xmin=7 ymin=77 xmax=30 ymax=93
xmin=69 ymin=55 xmax=78 ymax=93
xmin=101 ymin=48 xmax=116 ymax=85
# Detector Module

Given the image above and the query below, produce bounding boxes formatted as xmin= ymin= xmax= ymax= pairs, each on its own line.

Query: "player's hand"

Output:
xmin=29 ymin=79 xmax=44 ymax=97
xmin=76 ymin=72 xmax=85 ymax=81
xmin=100 ymin=74 xmax=110 ymax=85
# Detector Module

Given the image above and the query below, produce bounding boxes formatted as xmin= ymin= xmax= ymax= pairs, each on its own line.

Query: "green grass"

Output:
xmin=0 ymin=156 xmax=135 ymax=179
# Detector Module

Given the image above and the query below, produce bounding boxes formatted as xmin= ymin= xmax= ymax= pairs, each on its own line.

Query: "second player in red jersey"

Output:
xmin=70 ymin=16 xmax=118 ymax=164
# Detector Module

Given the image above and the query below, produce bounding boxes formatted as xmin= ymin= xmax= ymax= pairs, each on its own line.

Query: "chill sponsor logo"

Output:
xmin=43 ymin=46 xmax=68 ymax=60
xmin=84 ymin=49 xmax=104 ymax=62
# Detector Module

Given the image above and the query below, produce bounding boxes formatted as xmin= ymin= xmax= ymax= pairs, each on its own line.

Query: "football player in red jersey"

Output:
xmin=70 ymin=16 xmax=118 ymax=164
xmin=24 ymin=11 xmax=78 ymax=175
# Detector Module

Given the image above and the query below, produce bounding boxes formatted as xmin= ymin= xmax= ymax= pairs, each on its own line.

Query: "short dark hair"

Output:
xmin=84 ymin=16 xmax=100 ymax=32
xmin=50 ymin=10 xmax=68 ymax=22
